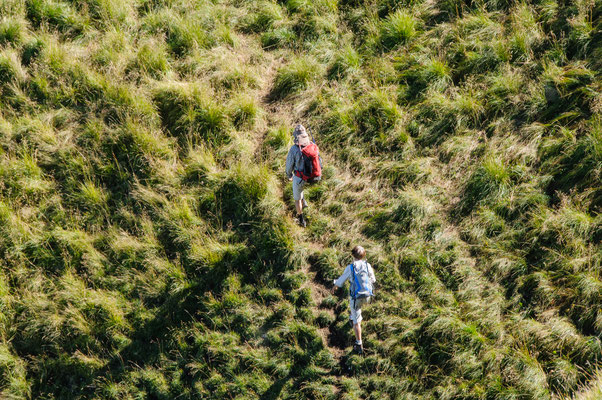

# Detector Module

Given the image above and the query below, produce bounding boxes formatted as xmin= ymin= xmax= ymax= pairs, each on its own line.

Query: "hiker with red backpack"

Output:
xmin=332 ymin=246 xmax=376 ymax=355
xmin=285 ymin=124 xmax=322 ymax=227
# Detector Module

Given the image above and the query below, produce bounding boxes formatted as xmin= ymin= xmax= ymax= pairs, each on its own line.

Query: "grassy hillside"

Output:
xmin=0 ymin=0 xmax=601 ymax=398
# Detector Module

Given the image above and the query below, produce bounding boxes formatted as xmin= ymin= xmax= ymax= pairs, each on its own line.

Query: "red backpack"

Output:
xmin=294 ymin=142 xmax=322 ymax=183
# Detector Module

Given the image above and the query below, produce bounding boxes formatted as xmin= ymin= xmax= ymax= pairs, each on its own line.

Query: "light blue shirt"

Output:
xmin=334 ymin=261 xmax=376 ymax=288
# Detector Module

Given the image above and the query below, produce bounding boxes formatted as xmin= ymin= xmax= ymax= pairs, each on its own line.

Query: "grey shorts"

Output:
xmin=292 ymin=176 xmax=306 ymax=201
xmin=349 ymin=297 xmax=371 ymax=324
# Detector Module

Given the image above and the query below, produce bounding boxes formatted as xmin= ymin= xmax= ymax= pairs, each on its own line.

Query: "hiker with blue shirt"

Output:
xmin=332 ymin=245 xmax=376 ymax=355
xmin=285 ymin=124 xmax=322 ymax=228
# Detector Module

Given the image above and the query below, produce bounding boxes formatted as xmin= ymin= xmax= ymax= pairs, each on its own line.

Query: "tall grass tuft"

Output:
xmin=229 ymin=94 xmax=260 ymax=130
xmin=86 ymin=0 xmax=136 ymax=29
xmin=564 ymin=371 xmax=602 ymax=400
xmin=457 ymin=157 xmax=512 ymax=215
xmin=25 ymin=0 xmax=88 ymax=36
xmin=21 ymin=36 xmax=45 ymax=66
xmin=142 ymin=9 xmax=215 ymax=57
xmin=539 ymin=118 xmax=601 ymax=210
xmin=0 ymin=50 xmax=26 ymax=85
xmin=327 ymin=45 xmax=361 ymax=80
xmin=261 ymin=26 xmax=295 ymax=49
xmin=1 ymin=0 xmax=602 ymax=397
xmin=0 ymin=17 xmax=25 ymax=46
xmin=239 ymin=2 xmax=284 ymax=34
xmin=380 ymin=10 xmax=418 ymax=50
xmin=129 ymin=39 xmax=170 ymax=79
xmin=77 ymin=180 xmax=108 ymax=211
xmin=509 ymin=3 xmax=543 ymax=61
xmin=352 ymin=89 xmax=403 ymax=152
xmin=363 ymin=189 xmax=435 ymax=239
xmin=153 ymin=83 xmax=230 ymax=148
xmin=0 ymin=343 xmax=30 ymax=397
xmin=269 ymin=57 xmax=319 ymax=100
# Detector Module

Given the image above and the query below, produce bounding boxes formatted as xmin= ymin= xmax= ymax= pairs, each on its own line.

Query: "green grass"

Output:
xmin=564 ymin=371 xmax=602 ymax=400
xmin=0 ymin=0 xmax=600 ymax=398
xmin=269 ymin=56 xmax=319 ymax=100
xmin=129 ymin=39 xmax=170 ymax=79
xmin=260 ymin=26 xmax=295 ymax=49
xmin=25 ymin=0 xmax=89 ymax=36
xmin=380 ymin=9 xmax=418 ymax=50
xmin=0 ymin=17 xmax=26 ymax=46
xmin=327 ymin=45 xmax=361 ymax=80
xmin=153 ymin=83 xmax=231 ymax=148
xmin=239 ymin=1 xmax=284 ymax=34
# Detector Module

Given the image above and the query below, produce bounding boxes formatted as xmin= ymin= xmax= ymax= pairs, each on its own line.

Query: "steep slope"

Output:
xmin=0 ymin=0 xmax=600 ymax=399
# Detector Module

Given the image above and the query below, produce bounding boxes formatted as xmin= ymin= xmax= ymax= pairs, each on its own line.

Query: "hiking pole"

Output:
xmin=306 ymin=126 xmax=316 ymax=144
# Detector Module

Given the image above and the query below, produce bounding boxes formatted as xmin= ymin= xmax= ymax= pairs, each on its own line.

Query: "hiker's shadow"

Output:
xmin=92 ymin=280 xmax=206 ymax=388
xmin=259 ymin=322 xmax=334 ymax=399
xmin=261 ymin=375 xmax=292 ymax=400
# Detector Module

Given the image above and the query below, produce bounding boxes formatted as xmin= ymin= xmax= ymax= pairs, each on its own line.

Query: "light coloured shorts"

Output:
xmin=292 ymin=175 xmax=306 ymax=201
xmin=349 ymin=297 xmax=371 ymax=324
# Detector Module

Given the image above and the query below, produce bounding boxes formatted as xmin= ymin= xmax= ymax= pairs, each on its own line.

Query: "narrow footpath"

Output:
xmin=249 ymin=51 xmax=349 ymax=377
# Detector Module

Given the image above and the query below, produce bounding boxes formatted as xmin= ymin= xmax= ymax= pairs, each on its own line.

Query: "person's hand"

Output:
xmin=288 ymin=177 xmax=293 ymax=181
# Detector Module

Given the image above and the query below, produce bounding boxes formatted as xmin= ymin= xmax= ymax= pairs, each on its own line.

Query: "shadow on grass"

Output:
xmin=261 ymin=375 xmax=292 ymax=400
xmin=97 ymin=281 xmax=206 ymax=383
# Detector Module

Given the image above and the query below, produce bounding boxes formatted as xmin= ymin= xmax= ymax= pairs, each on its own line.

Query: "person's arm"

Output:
xmin=368 ymin=263 xmax=376 ymax=283
xmin=285 ymin=147 xmax=295 ymax=178
xmin=333 ymin=265 xmax=351 ymax=289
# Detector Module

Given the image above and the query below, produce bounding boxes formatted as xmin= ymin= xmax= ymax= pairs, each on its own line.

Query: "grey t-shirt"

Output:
xmin=285 ymin=145 xmax=304 ymax=179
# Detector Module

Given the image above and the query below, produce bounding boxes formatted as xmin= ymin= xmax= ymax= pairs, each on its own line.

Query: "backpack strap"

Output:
xmin=349 ymin=263 xmax=355 ymax=299
xmin=350 ymin=262 xmax=362 ymax=300
xmin=294 ymin=144 xmax=304 ymax=180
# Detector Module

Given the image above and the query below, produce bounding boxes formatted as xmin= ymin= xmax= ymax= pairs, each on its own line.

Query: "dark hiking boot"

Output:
xmin=297 ymin=214 xmax=306 ymax=228
xmin=353 ymin=343 xmax=364 ymax=355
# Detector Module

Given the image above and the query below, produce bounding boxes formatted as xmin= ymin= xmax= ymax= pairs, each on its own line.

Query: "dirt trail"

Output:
xmin=245 ymin=41 xmax=494 ymax=397
xmin=299 ymin=245 xmax=346 ymax=361
xmin=250 ymin=55 xmax=348 ymax=373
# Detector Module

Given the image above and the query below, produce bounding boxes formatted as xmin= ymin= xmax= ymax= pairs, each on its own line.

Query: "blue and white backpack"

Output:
xmin=349 ymin=260 xmax=373 ymax=300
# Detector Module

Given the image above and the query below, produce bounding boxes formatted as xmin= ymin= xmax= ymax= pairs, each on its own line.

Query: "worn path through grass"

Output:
xmin=247 ymin=45 xmax=496 ymax=391
xmin=247 ymin=54 xmax=350 ymax=379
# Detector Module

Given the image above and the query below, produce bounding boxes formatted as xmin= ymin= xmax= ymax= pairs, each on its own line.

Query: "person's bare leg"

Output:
xmin=353 ymin=322 xmax=361 ymax=342
xmin=295 ymin=199 xmax=303 ymax=215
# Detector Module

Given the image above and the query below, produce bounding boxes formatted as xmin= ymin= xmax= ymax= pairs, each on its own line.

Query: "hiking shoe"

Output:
xmin=302 ymin=198 xmax=309 ymax=210
xmin=297 ymin=214 xmax=306 ymax=228
xmin=353 ymin=343 xmax=364 ymax=355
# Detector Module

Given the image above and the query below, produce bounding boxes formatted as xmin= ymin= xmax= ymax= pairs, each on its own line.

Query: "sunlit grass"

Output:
xmin=0 ymin=0 xmax=600 ymax=398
